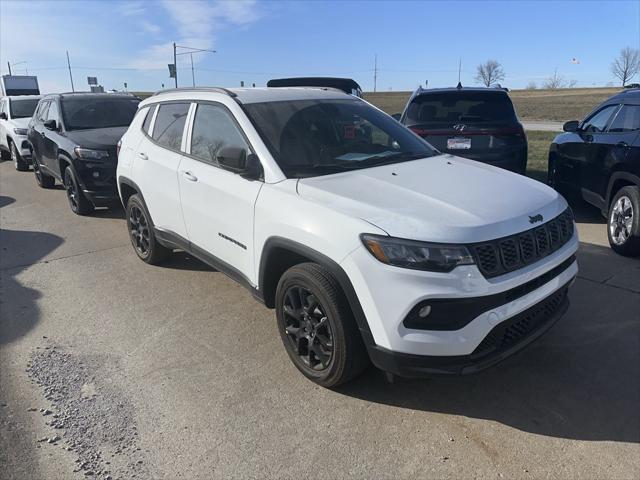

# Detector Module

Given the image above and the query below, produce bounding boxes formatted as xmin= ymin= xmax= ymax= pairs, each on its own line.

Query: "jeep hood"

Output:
xmin=10 ymin=117 xmax=31 ymax=129
xmin=297 ymin=154 xmax=568 ymax=244
xmin=65 ymin=126 xmax=128 ymax=150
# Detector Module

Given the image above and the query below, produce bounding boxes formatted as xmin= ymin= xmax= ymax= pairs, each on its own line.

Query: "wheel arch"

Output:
xmin=258 ymin=237 xmax=373 ymax=342
xmin=606 ymin=171 xmax=640 ymax=211
xmin=118 ymin=176 xmax=142 ymax=209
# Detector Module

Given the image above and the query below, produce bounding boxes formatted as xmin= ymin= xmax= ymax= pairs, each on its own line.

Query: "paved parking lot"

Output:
xmin=1 ymin=159 xmax=638 ymax=479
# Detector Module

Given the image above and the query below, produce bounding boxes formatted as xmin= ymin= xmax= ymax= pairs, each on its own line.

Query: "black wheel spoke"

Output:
xmin=281 ymin=285 xmax=333 ymax=372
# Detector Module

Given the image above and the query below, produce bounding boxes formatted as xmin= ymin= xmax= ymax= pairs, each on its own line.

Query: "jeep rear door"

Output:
xmin=178 ymin=102 xmax=262 ymax=285
xmin=132 ymin=101 xmax=190 ymax=239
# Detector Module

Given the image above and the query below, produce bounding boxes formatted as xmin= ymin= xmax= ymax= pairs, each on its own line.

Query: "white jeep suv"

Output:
xmin=0 ymin=95 xmax=41 ymax=170
xmin=117 ymin=87 xmax=578 ymax=387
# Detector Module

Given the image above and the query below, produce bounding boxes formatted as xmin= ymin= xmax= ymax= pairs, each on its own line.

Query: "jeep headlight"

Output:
xmin=361 ymin=234 xmax=475 ymax=272
xmin=13 ymin=128 xmax=28 ymax=136
xmin=74 ymin=147 xmax=109 ymax=160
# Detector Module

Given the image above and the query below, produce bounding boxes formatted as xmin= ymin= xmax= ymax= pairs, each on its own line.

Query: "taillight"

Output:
xmin=116 ymin=139 xmax=122 ymax=158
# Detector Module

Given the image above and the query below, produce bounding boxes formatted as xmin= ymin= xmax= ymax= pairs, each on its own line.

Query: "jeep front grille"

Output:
xmin=470 ymin=208 xmax=574 ymax=278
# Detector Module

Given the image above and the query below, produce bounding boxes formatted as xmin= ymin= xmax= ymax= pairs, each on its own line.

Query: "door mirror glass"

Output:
xmin=0 ymin=112 xmax=7 ymax=120
xmin=44 ymin=119 xmax=57 ymax=131
xmin=563 ymin=120 xmax=579 ymax=132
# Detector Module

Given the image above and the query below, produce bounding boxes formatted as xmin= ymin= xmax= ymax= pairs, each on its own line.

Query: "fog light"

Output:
xmin=418 ymin=305 xmax=432 ymax=318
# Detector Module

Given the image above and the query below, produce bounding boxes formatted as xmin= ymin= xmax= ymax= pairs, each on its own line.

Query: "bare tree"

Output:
xmin=475 ymin=60 xmax=505 ymax=87
xmin=543 ymin=68 xmax=577 ymax=89
xmin=526 ymin=81 xmax=537 ymax=90
xmin=611 ymin=47 xmax=640 ymax=86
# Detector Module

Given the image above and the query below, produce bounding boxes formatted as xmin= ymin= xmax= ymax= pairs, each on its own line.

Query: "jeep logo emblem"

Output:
xmin=529 ymin=214 xmax=544 ymax=224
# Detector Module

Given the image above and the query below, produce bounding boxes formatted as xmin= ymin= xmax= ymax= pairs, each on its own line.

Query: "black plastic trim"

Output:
xmin=403 ymin=255 xmax=576 ymax=331
xmin=259 ymin=237 xmax=373 ymax=339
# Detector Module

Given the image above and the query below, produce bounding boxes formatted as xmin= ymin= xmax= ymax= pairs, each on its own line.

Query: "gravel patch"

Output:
xmin=26 ymin=343 xmax=150 ymax=479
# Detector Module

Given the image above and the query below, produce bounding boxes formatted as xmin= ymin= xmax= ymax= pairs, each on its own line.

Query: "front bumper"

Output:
xmin=82 ymin=188 xmax=120 ymax=207
xmin=367 ymin=282 xmax=571 ymax=376
xmin=342 ymin=230 xmax=578 ymax=356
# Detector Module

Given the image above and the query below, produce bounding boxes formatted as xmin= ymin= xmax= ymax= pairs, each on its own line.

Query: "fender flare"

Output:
xmin=258 ymin=236 xmax=373 ymax=343
xmin=606 ymin=171 xmax=640 ymax=206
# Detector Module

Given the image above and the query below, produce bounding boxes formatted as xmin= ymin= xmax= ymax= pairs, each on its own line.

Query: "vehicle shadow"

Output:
xmin=0 ymin=196 xmax=64 ymax=345
xmin=338 ymin=242 xmax=640 ymax=443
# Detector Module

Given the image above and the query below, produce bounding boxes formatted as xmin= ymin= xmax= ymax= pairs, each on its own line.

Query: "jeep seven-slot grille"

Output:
xmin=470 ymin=208 xmax=574 ymax=278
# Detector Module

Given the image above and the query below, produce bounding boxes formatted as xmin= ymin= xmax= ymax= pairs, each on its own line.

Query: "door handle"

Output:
xmin=181 ymin=170 xmax=198 ymax=182
xmin=137 ymin=152 xmax=148 ymax=160
xmin=616 ymin=141 xmax=628 ymax=148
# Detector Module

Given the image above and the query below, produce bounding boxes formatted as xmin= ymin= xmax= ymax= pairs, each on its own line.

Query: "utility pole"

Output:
xmin=373 ymin=54 xmax=378 ymax=93
xmin=66 ymin=51 xmax=75 ymax=92
xmin=173 ymin=42 xmax=178 ymax=88
xmin=458 ymin=57 xmax=462 ymax=84
xmin=190 ymin=53 xmax=195 ymax=87
xmin=7 ymin=62 xmax=11 ymax=75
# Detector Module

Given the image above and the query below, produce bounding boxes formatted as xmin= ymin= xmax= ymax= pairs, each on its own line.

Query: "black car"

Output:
xmin=267 ymin=77 xmax=363 ymax=97
xmin=548 ymin=89 xmax=640 ymax=256
xmin=397 ymin=86 xmax=527 ymax=174
xmin=27 ymin=93 xmax=140 ymax=215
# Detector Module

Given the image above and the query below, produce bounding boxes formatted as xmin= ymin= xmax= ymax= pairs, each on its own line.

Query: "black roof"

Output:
xmin=267 ymin=77 xmax=362 ymax=92
xmin=608 ymin=88 xmax=640 ymax=102
xmin=413 ymin=86 xmax=509 ymax=96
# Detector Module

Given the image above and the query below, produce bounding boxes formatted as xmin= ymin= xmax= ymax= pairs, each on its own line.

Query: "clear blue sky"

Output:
xmin=1 ymin=0 xmax=639 ymax=93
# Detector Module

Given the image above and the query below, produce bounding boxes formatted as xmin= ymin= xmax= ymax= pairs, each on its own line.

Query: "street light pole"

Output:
xmin=173 ymin=42 xmax=178 ymax=88
xmin=191 ymin=53 xmax=195 ymax=87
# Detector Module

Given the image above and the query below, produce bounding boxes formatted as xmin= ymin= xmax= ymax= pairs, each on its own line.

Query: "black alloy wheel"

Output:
xmin=128 ymin=203 xmax=151 ymax=259
xmin=282 ymin=285 xmax=334 ymax=371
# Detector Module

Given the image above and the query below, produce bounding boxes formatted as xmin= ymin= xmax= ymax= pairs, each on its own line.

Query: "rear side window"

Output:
xmin=405 ymin=92 xmax=516 ymax=124
xmin=608 ymin=105 xmax=640 ymax=132
xmin=141 ymin=105 xmax=156 ymax=135
xmin=152 ymin=102 xmax=190 ymax=150
xmin=190 ymin=103 xmax=250 ymax=165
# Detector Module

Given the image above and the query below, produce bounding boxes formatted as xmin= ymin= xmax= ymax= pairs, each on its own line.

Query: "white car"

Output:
xmin=116 ymin=87 xmax=578 ymax=387
xmin=0 ymin=95 xmax=41 ymax=170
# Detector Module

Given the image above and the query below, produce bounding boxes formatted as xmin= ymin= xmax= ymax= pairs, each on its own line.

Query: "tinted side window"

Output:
xmin=190 ymin=104 xmax=250 ymax=165
xmin=608 ymin=105 xmax=640 ymax=133
xmin=582 ymin=105 xmax=618 ymax=133
xmin=142 ymin=105 xmax=155 ymax=135
xmin=152 ymin=103 xmax=190 ymax=150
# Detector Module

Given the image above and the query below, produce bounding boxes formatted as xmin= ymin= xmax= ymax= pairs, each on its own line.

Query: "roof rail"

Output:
xmin=151 ymin=87 xmax=237 ymax=98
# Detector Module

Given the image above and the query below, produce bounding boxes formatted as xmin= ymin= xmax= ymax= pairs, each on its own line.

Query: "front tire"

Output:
xmin=11 ymin=141 xmax=28 ymax=171
xmin=607 ymin=186 xmax=640 ymax=257
xmin=64 ymin=166 xmax=94 ymax=215
xmin=275 ymin=263 xmax=369 ymax=388
xmin=32 ymin=158 xmax=55 ymax=188
xmin=126 ymin=194 xmax=171 ymax=264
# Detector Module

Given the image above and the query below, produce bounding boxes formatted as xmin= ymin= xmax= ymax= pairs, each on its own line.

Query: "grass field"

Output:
xmin=364 ymin=87 xmax=621 ymax=122
xmin=525 ymin=130 xmax=557 ymax=183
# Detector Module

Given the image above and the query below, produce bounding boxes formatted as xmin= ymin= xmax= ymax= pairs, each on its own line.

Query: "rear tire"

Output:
xmin=32 ymin=158 xmax=55 ymax=188
xmin=275 ymin=262 xmax=369 ymax=388
xmin=63 ymin=166 xmax=94 ymax=215
xmin=607 ymin=186 xmax=640 ymax=257
xmin=11 ymin=141 xmax=28 ymax=171
xmin=126 ymin=194 xmax=171 ymax=264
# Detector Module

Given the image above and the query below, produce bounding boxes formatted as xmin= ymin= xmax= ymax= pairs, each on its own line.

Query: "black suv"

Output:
xmin=548 ymin=89 xmax=640 ymax=256
xmin=27 ymin=93 xmax=140 ymax=214
xmin=398 ymin=86 xmax=527 ymax=174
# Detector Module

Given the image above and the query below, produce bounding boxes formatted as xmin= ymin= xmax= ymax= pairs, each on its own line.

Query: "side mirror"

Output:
xmin=391 ymin=113 xmax=402 ymax=121
xmin=563 ymin=120 xmax=579 ymax=132
xmin=216 ymin=147 xmax=262 ymax=180
xmin=0 ymin=112 xmax=7 ymax=120
xmin=44 ymin=119 xmax=57 ymax=131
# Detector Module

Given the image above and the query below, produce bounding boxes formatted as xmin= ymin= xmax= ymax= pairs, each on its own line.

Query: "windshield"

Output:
xmin=405 ymin=92 xmax=516 ymax=125
xmin=61 ymin=96 xmax=140 ymax=130
xmin=243 ymin=99 xmax=437 ymax=177
xmin=9 ymin=98 xmax=40 ymax=119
